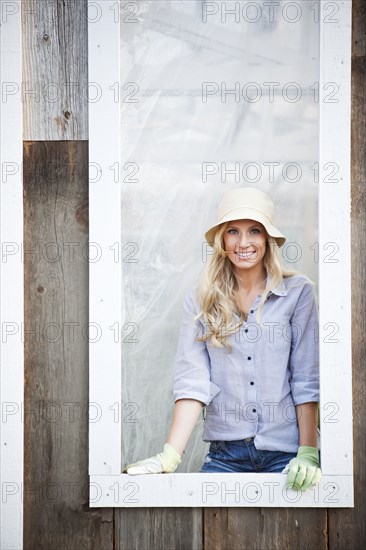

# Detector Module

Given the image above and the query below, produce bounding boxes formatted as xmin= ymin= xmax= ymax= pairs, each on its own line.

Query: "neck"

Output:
xmin=235 ymin=266 xmax=267 ymax=293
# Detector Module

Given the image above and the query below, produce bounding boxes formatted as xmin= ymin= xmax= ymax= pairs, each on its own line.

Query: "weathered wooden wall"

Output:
xmin=23 ymin=1 xmax=365 ymax=549
xmin=23 ymin=141 xmax=113 ymax=548
xmin=22 ymin=0 xmax=88 ymax=140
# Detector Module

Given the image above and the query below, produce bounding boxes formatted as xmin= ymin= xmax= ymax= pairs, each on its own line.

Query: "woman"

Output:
xmin=123 ymin=187 xmax=321 ymax=492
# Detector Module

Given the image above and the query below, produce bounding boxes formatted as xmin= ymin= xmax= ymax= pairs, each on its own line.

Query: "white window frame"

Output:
xmin=88 ymin=0 xmax=354 ymax=508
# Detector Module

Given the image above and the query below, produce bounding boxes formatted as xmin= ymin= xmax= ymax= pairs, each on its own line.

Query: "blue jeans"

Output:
xmin=199 ymin=437 xmax=298 ymax=473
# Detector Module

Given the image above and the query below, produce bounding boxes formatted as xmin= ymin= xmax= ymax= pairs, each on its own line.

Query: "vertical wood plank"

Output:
xmin=204 ymin=507 xmax=327 ymax=550
xmin=116 ymin=508 xmax=203 ymax=550
xmin=24 ymin=141 xmax=113 ymax=549
xmin=22 ymin=0 xmax=88 ymax=140
xmin=329 ymin=0 xmax=366 ymax=546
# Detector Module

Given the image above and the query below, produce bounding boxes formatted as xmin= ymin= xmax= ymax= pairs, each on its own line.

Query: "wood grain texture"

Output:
xmin=23 ymin=141 xmax=112 ymax=549
xmin=22 ymin=0 xmax=88 ymax=140
xmin=204 ymin=507 xmax=326 ymax=550
xmin=328 ymin=0 xmax=366 ymax=547
xmin=116 ymin=508 xmax=203 ymax=550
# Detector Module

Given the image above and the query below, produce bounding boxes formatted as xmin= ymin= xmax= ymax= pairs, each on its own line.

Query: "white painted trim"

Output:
xmin=0 ymin=1 xmax=24 ymax=546
xmin=318 ymin=0 xmax=353 ymax=478
xmin=90 ymin=473 xmax=353 ymax=507
xmin=89 ymin=0 xmax=354 ymax=507
xmin=88 ymin=0 xmax=122 ymax=475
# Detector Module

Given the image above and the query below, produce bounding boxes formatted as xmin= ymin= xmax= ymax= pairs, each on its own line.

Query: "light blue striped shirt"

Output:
xmin=172 ymin=274 xmax=320 ymax=453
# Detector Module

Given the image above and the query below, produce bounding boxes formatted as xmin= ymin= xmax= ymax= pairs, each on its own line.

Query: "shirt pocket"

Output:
xmin=262 ymin=314 xmax=292 ymax=353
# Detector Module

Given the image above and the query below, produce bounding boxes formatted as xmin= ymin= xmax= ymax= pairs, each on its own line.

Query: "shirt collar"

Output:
xmin=266 ymin=273 xmax=288 ymax=297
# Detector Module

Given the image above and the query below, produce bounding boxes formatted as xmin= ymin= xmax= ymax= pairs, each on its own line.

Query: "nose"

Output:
xmin=235 ymin=236 xmax=255 ymax=251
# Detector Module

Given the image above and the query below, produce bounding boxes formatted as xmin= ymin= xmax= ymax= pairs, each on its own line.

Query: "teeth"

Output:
xmin=236 ymin=251 xmax=254 ymax=258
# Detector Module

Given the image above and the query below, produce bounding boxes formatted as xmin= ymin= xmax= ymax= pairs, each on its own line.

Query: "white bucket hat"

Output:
xmin=204 ymin=187 xmax=286 ymax=248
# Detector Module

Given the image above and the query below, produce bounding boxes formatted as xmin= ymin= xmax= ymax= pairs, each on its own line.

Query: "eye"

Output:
xmin=227 ymin=227 xmax=261 ymax=235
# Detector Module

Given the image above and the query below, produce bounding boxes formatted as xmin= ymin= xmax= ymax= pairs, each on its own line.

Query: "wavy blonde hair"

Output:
xmin=194 ymin=221 xmax=300 ymax=352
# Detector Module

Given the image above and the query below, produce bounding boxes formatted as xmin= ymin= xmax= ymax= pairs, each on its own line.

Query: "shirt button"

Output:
xmin=247 ymin=356 xmax=251 ymax=360
xmin=244 ymin=328 xmax=248 ymax=333
xmin=250 ymin=381 xmax=254 ymax=385
xmin=250 ymin=309 xmax=254 ymax=313
xmin=252 ymin=408 xmax=256 ymax=413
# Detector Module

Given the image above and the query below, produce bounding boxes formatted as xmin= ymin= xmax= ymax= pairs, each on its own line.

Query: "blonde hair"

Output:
xmin=194 ymin=221 xmax=300 ymax=352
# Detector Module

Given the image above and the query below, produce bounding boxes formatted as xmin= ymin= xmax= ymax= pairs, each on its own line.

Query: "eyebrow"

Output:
xmin=227 ymin=224 xmax=261 ymax=230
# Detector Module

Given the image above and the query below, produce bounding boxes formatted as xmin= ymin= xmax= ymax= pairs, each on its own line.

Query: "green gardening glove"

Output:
xmin=122 ymin=443 xmax=182 ymax=475
xmin=281 ymin=446 xmax=322 ymax=491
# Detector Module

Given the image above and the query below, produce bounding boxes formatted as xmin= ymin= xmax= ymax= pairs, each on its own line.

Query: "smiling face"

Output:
xmin=223 ymin=219 xmax=268 ymax=274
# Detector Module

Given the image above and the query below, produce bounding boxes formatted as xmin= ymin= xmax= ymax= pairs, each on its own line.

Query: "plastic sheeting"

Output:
xmin=120 ymin=0 xmax=320 ymax=472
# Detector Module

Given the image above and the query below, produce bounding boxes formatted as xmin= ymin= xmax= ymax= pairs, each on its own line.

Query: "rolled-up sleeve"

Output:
xmin=172 ymin=288 xmax=221 ymax=406
xmin=289 ymin=282 xmax=320 ymax=406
